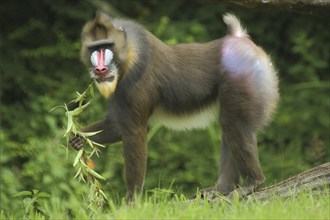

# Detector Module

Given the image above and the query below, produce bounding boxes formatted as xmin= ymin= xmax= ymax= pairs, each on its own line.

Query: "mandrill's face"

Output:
xmin=87 ymin=40 xmax=119 ymax=98
xmin=80 ymin=12 xmax=128 ymax=99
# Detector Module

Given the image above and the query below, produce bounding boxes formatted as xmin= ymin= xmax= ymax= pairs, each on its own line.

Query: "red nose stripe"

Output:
xmin=97 ymin=50 xmax=105 ymax=67
xmin=94 ymin=50 xmax=109 ymax=76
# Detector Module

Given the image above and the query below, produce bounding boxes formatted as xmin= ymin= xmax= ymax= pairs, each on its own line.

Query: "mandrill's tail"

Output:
xmin=223 ymin=13 xmax=248 ymax=38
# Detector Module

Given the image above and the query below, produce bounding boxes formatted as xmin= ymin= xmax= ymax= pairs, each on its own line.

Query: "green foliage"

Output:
xmin=0 ymin=0 xmax=329 ymax=217
xmin=13 ymin=189 xmax=51 ymax=218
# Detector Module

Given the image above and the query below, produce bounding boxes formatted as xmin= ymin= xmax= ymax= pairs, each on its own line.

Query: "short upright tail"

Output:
xmin=223 ymin=13 xmax=248 ymax=37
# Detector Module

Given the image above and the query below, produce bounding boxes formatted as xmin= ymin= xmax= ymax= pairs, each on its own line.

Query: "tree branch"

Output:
xmin=222 ymin=0 xmax=330 ymax=16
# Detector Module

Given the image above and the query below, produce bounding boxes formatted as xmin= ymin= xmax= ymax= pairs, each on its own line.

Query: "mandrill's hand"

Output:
xmin=69 ymin=133 xmax=86 ymax=150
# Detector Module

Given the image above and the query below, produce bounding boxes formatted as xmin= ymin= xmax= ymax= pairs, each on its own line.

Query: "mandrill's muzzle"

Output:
xmin=90 ymin=49 xmax=113 ymax=77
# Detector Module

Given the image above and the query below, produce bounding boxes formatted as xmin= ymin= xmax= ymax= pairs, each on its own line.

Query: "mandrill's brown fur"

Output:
xmin=71 ymin=12 xmax=279 ymax=201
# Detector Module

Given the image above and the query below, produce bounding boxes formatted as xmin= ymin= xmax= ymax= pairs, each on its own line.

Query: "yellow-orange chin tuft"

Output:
xmin=95 ymin=78 xmax=118 ymax=99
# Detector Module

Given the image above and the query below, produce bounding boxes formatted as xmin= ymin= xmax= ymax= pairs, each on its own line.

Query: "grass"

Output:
xmin=2 ymin=187 xmax=329 ymax=219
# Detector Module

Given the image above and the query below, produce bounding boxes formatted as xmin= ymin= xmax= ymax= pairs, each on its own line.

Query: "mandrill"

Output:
xmin=70 ymin=12 xmax=279 ymax=201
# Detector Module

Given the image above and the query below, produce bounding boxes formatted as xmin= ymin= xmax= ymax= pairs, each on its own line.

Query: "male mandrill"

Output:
xmin=71 ymin=12 xmax=279 ymax=201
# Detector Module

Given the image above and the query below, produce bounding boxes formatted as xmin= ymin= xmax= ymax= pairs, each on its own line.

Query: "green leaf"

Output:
xmin=98 ymin=189 xmax=108 ymax=200
xmin=85 ymin=138 xmax=92 ymax=147
xmin=74 ymin=91 xmax=86 ymax=105
xmin=87 ymin=168 xmax=106 ymax=181
xmin=65 ymin=103 xmax=86 ymax=118
xmin=23 ymin=198 xmax=33 ymax=214
xmin=80 ymin=130 xmax=103 ymax=137
xmin=70 ymin=101 xmax=91 ymax=117
xmin=48 ymin=105 xmax=64 ymax=113
xmin=38 ymin=192 xmax=51 ymax=198
xmin=65 ymin=113 xmax=73 ymax=135
xmin=13 ymin=191 xmax=32 ymax=197
xmin=73 ymin=149 xmax=84 ymax=167
xmin=74 ymin=168 xmax=82 ymax=179
xmin=91 ymin=141 xmax=106 ymax=148
xmin=81 ymin=162 xmax=106 ymax=181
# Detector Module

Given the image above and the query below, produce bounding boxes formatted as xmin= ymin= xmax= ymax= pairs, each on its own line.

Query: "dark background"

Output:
xmin=1 ymin=0 xmax=329 ymax=213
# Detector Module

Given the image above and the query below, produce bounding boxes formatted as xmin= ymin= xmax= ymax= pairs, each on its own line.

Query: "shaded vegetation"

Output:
xmin=0 ymin=0 xmax=329 ymax=216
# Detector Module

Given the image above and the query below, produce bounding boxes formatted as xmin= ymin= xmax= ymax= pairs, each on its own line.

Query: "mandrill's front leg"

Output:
xmin=121 ymin=124 xmax=148 ymax=202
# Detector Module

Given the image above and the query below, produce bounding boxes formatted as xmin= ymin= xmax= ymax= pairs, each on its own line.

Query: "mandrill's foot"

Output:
xmin=191 ymin=183 xmax=261 ymax=202
xmin=69 ymin=134 xmax=85 ymax=150
xmin=226 ymin=184 xmax=261 ymax=200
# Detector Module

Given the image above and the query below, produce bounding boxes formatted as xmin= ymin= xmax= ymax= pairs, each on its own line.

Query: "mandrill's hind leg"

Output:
xmin=206 ymin=74 xmax=267 ymax=199
xmin=213 ymin=33 xmax=278 ymax=199
xmin=216 ymin=137 xmax=240 ymax=195
xmin=217 ymin=104 xmax=266 ymax=197
xmin=194 ymin=83 xmax=266 ymax=200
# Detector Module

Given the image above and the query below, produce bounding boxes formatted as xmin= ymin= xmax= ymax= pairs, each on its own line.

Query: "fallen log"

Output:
xmin=242 ymin=162 xmax=330 ymax=201
xmin=221 ymin=0 xmax=330 ymax=16
xmin=206 ymin=162 xmax=329 ymax=204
